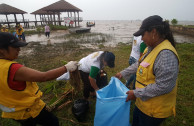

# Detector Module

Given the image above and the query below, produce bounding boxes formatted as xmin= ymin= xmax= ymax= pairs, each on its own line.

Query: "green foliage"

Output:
xmin=36 ymin=26 xmax=44 ymax=34
xmin=49 ymin=24 xmax=68 ymax=30
xmin=171 ymin=18 xmax=178 ymax=25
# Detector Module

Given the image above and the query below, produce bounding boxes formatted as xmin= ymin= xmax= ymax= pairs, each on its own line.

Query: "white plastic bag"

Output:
xmin=56 ymin=72 xmax=70 ymax=81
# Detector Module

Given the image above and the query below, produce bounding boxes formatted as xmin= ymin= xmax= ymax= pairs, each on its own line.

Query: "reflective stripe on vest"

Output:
xmin=0 ymin=59 xmax=45 ymax=120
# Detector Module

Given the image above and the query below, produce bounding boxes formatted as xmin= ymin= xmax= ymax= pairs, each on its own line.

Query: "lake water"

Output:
xmin=26 ymin=20 xmax=194 ymax=47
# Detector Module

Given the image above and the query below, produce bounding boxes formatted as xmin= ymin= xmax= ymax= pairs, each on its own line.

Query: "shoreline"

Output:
xmin=171 ymin=25 xmax=194 ymax=37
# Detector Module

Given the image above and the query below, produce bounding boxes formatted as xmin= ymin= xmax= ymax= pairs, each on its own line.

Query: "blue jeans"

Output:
xmin=132 ymin=106 xmax=166 ymax=126
xmin=126 ymin=56 xmax=137 ymax=89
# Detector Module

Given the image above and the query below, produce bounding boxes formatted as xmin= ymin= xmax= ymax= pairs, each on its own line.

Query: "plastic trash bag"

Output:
xmin=56 ymin=71 xmax=70 ymax=81
xmin=94 ymin=77 xmax=131 ymax=126
xmin=72 ymin=99 xmax=89 ymax=122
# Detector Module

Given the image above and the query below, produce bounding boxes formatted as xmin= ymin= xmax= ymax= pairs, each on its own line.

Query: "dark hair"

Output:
xmin=147 ymin=21 xmax=176 ymax=47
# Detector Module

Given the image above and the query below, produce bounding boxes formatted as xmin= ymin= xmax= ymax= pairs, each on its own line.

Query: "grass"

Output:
xmin=0 ymin=43 xmax=194 ymax=126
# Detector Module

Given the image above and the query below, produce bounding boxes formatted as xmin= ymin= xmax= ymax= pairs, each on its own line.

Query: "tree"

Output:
xmin=171 ymin=19 xmax=178 ymax=25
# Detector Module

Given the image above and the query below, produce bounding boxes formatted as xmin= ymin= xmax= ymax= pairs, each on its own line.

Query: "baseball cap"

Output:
xmin=133 ymin=15 xmax=163 ymax=36
xmin=104 ymin=52 xmax=115 ymax=68
xmin=0 ymin=32 xmax=28 ymax=48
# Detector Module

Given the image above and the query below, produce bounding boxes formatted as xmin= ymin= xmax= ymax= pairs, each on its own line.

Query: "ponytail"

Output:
xmin=162 ymin=21 xmax=176 ymax=47
xmin=147 ymin=21 xmax=176 ymax=47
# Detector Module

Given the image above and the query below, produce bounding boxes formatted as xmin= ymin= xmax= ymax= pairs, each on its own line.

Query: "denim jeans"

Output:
xmin=126 ymin=56 xmax=137 ymax=89
xmin=132 ymin=106 xmax=166 ymax=126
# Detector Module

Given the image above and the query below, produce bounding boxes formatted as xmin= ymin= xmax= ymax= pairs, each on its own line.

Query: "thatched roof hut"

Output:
xmin=31 ymin=0 xmax=82 ymax=26
xmin=0 ymin=3 xmax=27 ymax=14
xmin=0 ymin=3 xmax=27 ymax=27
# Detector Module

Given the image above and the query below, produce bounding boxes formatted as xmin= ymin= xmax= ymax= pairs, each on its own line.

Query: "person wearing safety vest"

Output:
xmin=0 ymin=32 xmax=78 ymax=126
xmin=1 ymin=25 xmax=9 ymax=32
xmin=16 ymin=24 xmax=25 ymax=41
xmin=115 ymin=15 xmax=179 ymax=126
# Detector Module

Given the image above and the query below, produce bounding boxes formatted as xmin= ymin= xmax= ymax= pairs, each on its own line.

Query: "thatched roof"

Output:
xmin=31 ymin=9 xmax=56 ymax=15
xmin=42 ymin=0 xmax=82 ymax=12
xmin=0 ymin=3 xmax=27 ymax=14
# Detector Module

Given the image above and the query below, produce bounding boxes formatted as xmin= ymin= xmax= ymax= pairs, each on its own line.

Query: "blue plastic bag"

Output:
xmin=94 ymin=77 xmax=131 ymax=126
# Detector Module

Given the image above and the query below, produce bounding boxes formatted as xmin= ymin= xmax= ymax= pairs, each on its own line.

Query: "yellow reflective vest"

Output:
xmin=1 ymin=28 xmax=9 ymax=32
xmin=16 ymin=26 xmax=24 ymax=35
xmin=135 ymin=40 xmax=179 ymax=118
xmin=0 ymin=59 xmax=45 ymax=120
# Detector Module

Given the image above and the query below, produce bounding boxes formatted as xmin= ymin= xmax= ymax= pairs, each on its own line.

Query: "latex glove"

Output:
xmin=65 ymin=61 xmax=78 ymax=72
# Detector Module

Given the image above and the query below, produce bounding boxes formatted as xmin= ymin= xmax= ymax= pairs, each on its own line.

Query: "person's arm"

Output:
xmin=140 ymin=42 xmax=147 ymax=57
xmin=133 ymin=50 xmax=179 ymax=101
xmin=89 ymin=76 xmax=99 ymax=91
xmin=14 ymin=61 xmax=78 ymax=82
xmin=89 ymin=66 xmax=100 ymax=91
xmin=115 ymin=62 xmax=138 ymax=80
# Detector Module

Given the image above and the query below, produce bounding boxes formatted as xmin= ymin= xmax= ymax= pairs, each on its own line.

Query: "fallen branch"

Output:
xmin=58 ymin=117 xmax=90 ymax=126
xmin=57 ymin=100 xmax=72 ymax=110
xmin=47 ymin=89 xmax=74 ymax=111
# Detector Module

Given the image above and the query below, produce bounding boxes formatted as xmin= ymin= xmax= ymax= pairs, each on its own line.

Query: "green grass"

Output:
xmin=0 ymin=43 xmax=194 ymax=126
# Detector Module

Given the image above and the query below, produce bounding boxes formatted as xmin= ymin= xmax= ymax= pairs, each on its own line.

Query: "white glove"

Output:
xmin=65 ymin=61 xmax=78 ymax=72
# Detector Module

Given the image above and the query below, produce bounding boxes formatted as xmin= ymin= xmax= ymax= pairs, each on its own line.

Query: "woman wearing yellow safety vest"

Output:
xmin=115 ymin=15 xmax=179 ymax=126
xmin=0 ymin=32 xmax=78 ymax=126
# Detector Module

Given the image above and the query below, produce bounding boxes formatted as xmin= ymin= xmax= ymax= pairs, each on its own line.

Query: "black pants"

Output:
xmin=79 ymin=70 xmax=95 ymax=99
xmin=132 ymin=106 xmax=166 ymax=126
xmin=16 ymin=107 xmax=59 ymax=126
xmin=45 ymin=32 xmax=50 ymax=38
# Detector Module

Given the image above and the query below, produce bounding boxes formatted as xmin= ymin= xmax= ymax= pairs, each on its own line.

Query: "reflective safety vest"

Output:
xmin=16 ymin=26 xmax=24 ymax=35
xmin=1 ymin=28 xmax=9 ymax=32
xmin=135 ymin=40 xmax=179 ymax=118
xmin=0 ymin=59 xmax=45 ymax=120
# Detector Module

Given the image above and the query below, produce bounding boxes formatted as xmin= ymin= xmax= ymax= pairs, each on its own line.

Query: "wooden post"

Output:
xmin=35 ymin=14 xmax=37 ymax=27
xmin=70 ymin=12 xmax=73 ymax=27
xmin=40 ymin=15 xmax=42 ymax=26
xmin=14 ymin=14 xmax=17 ymax=26
xmin=5 ymin=14 xmax=10 ymax=28
xmin=74 ymin=12 xmax=76 ymax=27
xmin=58 ymin=13 xmax=61 ymax=25
xmin=47 ymin=15 xmax=50 ymax=24
xmin=53 ymin=13 xmax=56 ymax=25
xmin=22 ymin=14 xmax=25 ymax=28
xmin=77 ymin=12 xmax=80 ymax=27
xmin=50 ymin=14 xmax=53 ymax=25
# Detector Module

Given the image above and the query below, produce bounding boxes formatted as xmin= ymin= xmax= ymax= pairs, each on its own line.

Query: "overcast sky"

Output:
xmin=0 ymin=0 xmax=194 ymax=21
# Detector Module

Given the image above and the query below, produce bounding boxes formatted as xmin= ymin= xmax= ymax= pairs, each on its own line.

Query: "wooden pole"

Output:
xmin=5 ymin=14 xmax=10 ymax=28
xmin=74 ymin=12 xmax=76 ymax=27
xmin=35 ymin=14 xmax=37 ymax=27
xmin=14 ymin=14 xmax=17 ymax=26
xmin=22 ymin=14 xmax=25 ymax=28
xmin=67 ymin=12 xmax=70 ymax=27
xmin=40 ymin=15 xmax=42 ymax=26
xmin=47 ymin=15 xmax=50 ymax=24
xmin=53 ymin=13 xmax=56 ymax=25
xmin=50 ymin=14 xmax=53 ymax=25
xmin=58 ymin=13 xmax=61 ymax=25
xmin=77 ymin=12 xmax=80 ymax=27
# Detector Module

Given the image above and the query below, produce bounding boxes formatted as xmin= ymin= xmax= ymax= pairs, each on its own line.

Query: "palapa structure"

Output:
xmin=31 ymin=0 xmax=83 ymax=27
xmin=0 ymin=3 xmax=28 ymax=28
